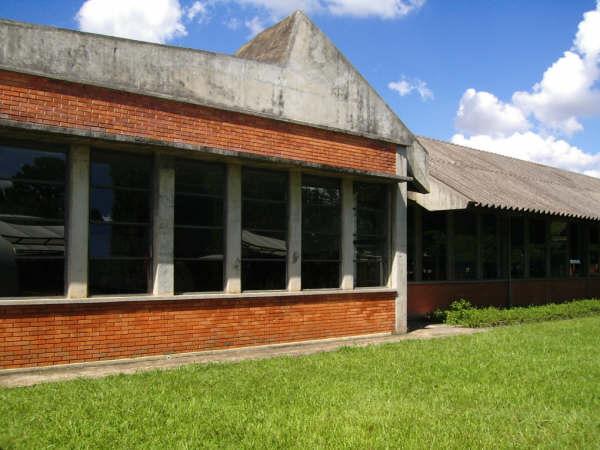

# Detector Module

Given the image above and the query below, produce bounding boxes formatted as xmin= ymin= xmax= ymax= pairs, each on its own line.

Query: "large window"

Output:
xmin=529 ymin=218 xmax=547 ymax=278
xmin=510 ymin=217 xmax=525 ymax=278
xmin=550 ymin=220 xmax=568 ymax=278
xmin=454 ymin=212 xmax=477 ymax=280
xmin=407 ymin=204 xmax=416 ymax=281
xmin=481 ymin=213 xmax=498 ymax=279
xmin=355 ymin=182 xmax=389 ymax=287
xmin=0 ymin=143 xmax=66 ymax=297
xmin=242 ymin=168 xmax=288 ymax=290
xmin=590 ymin=225 xmax=600 ymax=276
xmin=569 ymin=222 xmax=583 ymax=277
xmin=174 ymin=160 xmax=225 ymax=293
xmin=302 ymin=175 xmax=341 ymax=289
xmin=422 ymin=211 xmax=446 ymax=281
xmin=89 ymin=150 xmax=152 ymax=295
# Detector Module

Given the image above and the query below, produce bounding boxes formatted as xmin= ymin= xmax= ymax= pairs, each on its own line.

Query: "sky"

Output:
xmin=1 ymin=0 xmax=600 ymax=176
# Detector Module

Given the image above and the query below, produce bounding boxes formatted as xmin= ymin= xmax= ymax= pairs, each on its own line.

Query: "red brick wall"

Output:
xmin=408 ymin=278 xmax=599 ymax=317
xmin=0 ymin=70 xmax=396 ymax=175
xmin=0 ymin=292 xmax=395 ymax=369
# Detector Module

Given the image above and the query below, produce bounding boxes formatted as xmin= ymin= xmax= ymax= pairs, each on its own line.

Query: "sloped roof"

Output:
xmin=0 ymin=12 xmax=429 ymax=191
xmin=413 ymin=136 xmax=600 ymax=220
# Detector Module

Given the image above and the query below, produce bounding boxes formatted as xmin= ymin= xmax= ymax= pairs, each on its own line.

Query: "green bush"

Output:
xmin=442 ymin=299 xmax=600 ymax=328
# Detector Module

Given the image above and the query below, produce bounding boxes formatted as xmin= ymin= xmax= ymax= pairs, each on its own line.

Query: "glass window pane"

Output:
xmin=302 ymin=233 xmax=340 ymax=260
xmin=0 ymin=144 xmax=66 ymax=297
xmin=302 ymin=261 xmax=339 ymax=289
xmin=243 ymin=169 xmax=288 ymax=202
xmin=89 ymin=259 xmax=149 ymax=295
xmin=175 ymin=161 xmax=225 ymax=196
xmin=590 ymin=225 xmax=600 ymax=276
xmin=481 ymin=213 xmax=498 ymax=279
xmin=175 ymin=195 xmax=224 ymax=227
xmin=407 ymin=205 xmax=415 ymax=281
xmin=355 ymin=182 xmax=388 ymax=287
xmin=529 ymin=219 xmax=546 ymax=278
xmin=454 ymin=212 xmax=477 ymax=280
xmin=511 ymin=217 xmax=525 ymax=278
xmin=174 ymin=228 xmax=223 ymax=259
xmin=422 ymin=211 xmax=447 ymax=281
xmin=0 ymin=144 xmax=66 ymax=181
xmin=175 ymin=260 xmax=223 ymax=293
xmin=242 ymin=230 xmax=287 ymax=259
xmin=569 ymin=223 xmax=583 ymax=277
xmin=242 ymin=260 xmax=286 ymax=290
xmin=242 ymin=169 xmax=288 ymax=291
xmin=89 ymin=224 xmax=150 ymax=258
xmin=90 ymin=151 xmax=152 ymax=188
xmin=550 ymin=220 xmax=568 ymax=277
xmin=90 ymin=187 xmax=150 ymax=224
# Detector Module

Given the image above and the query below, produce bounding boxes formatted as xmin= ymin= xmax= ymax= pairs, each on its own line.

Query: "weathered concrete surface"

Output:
xmin=408 ymin=175 xmax=471 ymax=211
xmin=0 ymin=12 xmax=429 ymax=192
xmin=152 ymin=155 xmax=175 ymax=295
xmin=0 ymin=325 xmax=487 ymax=388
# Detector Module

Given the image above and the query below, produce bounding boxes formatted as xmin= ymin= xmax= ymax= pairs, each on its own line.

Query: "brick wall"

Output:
xmin=0 ymin=70 xmax=396 ymax=175
xmin=408 ymin=278 xmax=598 ymax=317
xmin=0 ymin=292 xmax=395 ymax=369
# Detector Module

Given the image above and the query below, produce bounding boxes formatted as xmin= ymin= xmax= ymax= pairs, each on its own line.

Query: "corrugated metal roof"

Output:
xmin=417 ymin=136 xmax=600 ymax=221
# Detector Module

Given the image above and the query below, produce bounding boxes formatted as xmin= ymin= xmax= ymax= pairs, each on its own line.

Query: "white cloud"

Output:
xmin=76 ymin=0 xmax=187 ymax=43
xmin=389 ymin=77 xmax=433 ymax=101
xmin=455 ymin=89 xmax=530 ymax=136
xmin=452 ymin=132 xmax=600 ymax=177
xmin=187 ymin=1 xmax=208 ymax=21
xmin=327 ymin=0 xmax=425 ymax=19
xmin=245 ymin=15 xmax=267 ymax=36
xmin=225 ymin=17 xmax=241 ymax=29
xmin=451 ymin=2 xmax=600 ymax=177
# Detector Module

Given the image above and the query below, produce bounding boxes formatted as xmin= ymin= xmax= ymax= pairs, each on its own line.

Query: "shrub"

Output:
xmin=441 ymin=299 xmax=600 ymax=328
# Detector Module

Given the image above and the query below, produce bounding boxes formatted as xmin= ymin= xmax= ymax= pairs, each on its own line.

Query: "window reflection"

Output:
xmin=0 ymin=143 xmax=66 ymax=297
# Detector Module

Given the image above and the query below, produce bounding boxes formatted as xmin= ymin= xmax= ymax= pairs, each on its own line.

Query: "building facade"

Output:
xmin=0 ymin=13 xmax=430 ymax=369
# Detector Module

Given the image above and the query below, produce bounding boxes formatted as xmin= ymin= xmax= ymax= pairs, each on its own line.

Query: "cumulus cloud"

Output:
xmin=455 ymin=89 xmax=530 ymax=136
xmin=244 ymin=15 xmax=268 ymax=36
xmin=452 ymin=132 xmax=600 ymax=177
xmin=76 ymin=0 xmax=187 ymax=43
xmin=389 ymin=77 xmax=433 ymax=101
xmin=452 ymin=2 xmax=600 ymax=177
xmin=327 ymin=0 xmax=425 ymax=19
xmin=187 ymin=1 xmax=208 ymax=21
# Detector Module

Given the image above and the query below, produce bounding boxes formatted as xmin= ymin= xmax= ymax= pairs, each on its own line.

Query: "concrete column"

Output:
xmin=414 ymin=206 xmax=423 ymax=282
xmin=390 ymin=146 xmax=408 ymax=334
xmin=341 ymin=178 xmax=355 ymax=289
xmin=225 ymin=164 xmax=242 ymax=293
xmin=66 ymin=144 xmax=90 ymax=299
xmin=287 ymin=171 xmax=302 ymax=291
xmin=152 ymin=154 xmax=175 ymax=296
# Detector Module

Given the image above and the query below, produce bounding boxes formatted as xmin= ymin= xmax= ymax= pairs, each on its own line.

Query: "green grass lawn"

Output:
xmin=2 ymin=317 xmax=600 ymax=449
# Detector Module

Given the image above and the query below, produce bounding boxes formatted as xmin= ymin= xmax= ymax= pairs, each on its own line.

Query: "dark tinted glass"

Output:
xmin=454 ymin=212 xmax=477 ymax=280
xmin=242 ymin=169 xmax=288 ymax=291
xmin=175 ymin=260 xmax=223 ymax=293
xmin=242 ymin=260 xmax=287 ymax=290
xmin=175 ymin=161 xmax=225 ymax=196
xmin=407 ymin=204 xmax=415 ymax=281
xmin=590 ymin=225 xmax=600 ymax=276
xmin=422 ymin=211 xmax=446 ymax=281
xmin=89 ymin=259 xmax=149 ymax=295
xmin=569 ymin=223 xmax=583 ymax=277
xmin=0 ymin=145 xmax=66 ymax=181
xmin=529 ymin=219 xmax=546 ymax=278
xmin=90 ymin=188 xmax=150 ymax=224
xmin=0 ymin=144 xmax=66 ymax=297
xmin=550 ymin=220 xmax=568 ymax=277
xmin=174 ymin=228 xmax=223 ymax=259
xmin=89 ymin=150 xmax=152 ymax=295
xmin=481 ymin=214 xmax=498 ymax=279
xmin=302 ymin=176 xmax=341 ymax=289
xmin=302 ymin=261 xmax=340 ymax=289
xmin=510 ymin=217 xmax=525 ymax=278
xmin=90 ymin=151 xmax=152 ymax=188
xmin=89 ymin=224 xmax=150 ymax=258
xmin=175 ymin=195 xmax=224 ymax=227
xmin=355 ymin=182 xmax=388 ymax=287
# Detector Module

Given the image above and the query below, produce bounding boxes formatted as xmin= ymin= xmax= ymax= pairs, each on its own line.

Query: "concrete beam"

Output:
xmin=408 ymin=176 xmax=470 ymax=212
xmin=287 ymin=171 xmax=302 ymax=291
xmin=66 ymin=144 xmax=89 ymax=299
xmin=391 ymin=146 xmax=408 ymax=334
xmin=225 ymin=164 xmax=242 ymax=293
xmin=152 ymin=155 xmax=175 ymax=296
xmin=341 ymin=178 xmax=355 ymax=290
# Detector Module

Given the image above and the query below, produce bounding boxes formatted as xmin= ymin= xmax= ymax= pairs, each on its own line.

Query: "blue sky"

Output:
xmin=1 ymin=0 xmax=599 ymax=175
